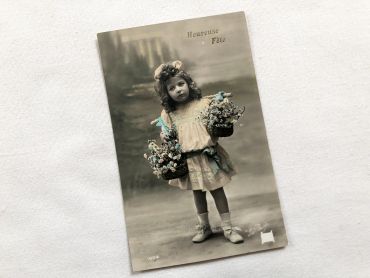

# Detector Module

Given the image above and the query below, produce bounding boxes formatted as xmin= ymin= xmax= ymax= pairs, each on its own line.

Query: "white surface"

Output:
xmin=1 ymin=1 xmax=369 ymax=277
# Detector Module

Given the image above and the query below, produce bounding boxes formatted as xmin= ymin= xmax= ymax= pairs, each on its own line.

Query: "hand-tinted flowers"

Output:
xmin=199 ymin=92 xmax=245 ymax=130
xmin=144 ymin=128 xmax=185 ymax=178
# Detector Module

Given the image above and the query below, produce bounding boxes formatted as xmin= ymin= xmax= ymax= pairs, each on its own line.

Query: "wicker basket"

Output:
xmin=207 ymin=124 xmax=234 ymax=137
xmin=161 ymin=160 xmax=189 ymax=180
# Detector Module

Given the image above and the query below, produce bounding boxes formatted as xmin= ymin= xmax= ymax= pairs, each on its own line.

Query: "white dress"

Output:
xmin=160 ymin=98 xmax=236 ymax=191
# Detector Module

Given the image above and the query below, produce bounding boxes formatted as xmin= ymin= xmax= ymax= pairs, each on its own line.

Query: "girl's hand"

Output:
xmin=160 ymin=132 xmax=167 ymax=142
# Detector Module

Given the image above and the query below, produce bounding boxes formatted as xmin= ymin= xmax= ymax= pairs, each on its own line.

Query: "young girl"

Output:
xmin=153 ymin=60 xmax=244 ymax=244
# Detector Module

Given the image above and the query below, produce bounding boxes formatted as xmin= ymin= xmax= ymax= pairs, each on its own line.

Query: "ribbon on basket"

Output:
xmin=154 ymin=116 xmax=170 ymax=135
xmin=204 ymin=91 xmax=232 ymax=101
xmin=151 ymin=113 xmax=176 ymax=136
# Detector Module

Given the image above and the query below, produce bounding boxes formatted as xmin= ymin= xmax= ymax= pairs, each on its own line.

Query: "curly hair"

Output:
xmin=154 ymin=63 xmax=202 ymax=113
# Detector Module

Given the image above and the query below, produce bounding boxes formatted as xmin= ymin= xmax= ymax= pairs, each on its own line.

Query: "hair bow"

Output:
xmin=153 ymin=60 xmax=184 ymax=81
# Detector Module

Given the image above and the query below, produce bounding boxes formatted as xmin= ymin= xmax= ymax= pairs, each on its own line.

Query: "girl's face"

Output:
xmin=165 ymin=76 xmax=190 ymax=103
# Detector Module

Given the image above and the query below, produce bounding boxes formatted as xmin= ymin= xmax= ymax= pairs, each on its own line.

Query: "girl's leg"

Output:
xmin=192 ymin=190 xmax=212 ymax=243
xmin=209 ymin=187 xmax=229 ymax=214
xmin=210 ymin=187 xmax=244 ymax=243
xmin=193 ymin=190 xmax=208 ymax=214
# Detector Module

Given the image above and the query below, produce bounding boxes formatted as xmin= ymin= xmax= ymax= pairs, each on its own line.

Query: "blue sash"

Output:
xmin=185 ymin=144 xmax=231 ymax=175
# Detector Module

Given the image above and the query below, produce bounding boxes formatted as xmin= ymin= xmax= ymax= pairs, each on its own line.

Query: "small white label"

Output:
xmin=261 ymin=230 xmax=275 ymax=244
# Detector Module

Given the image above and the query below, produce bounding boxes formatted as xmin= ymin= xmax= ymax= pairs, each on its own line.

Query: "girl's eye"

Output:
xmin=178 ymin=82 xmax=184 ymax=86
xmin=169 ymin=86 xmax=175 ymax=91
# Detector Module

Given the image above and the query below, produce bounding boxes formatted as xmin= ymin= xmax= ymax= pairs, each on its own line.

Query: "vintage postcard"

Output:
xmin=97 ymin=11 xmax=287 ymax=272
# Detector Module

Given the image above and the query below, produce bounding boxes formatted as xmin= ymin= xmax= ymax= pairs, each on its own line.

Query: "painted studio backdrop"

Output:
xmin=97 ymin=12 xmax=287 ymax=272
